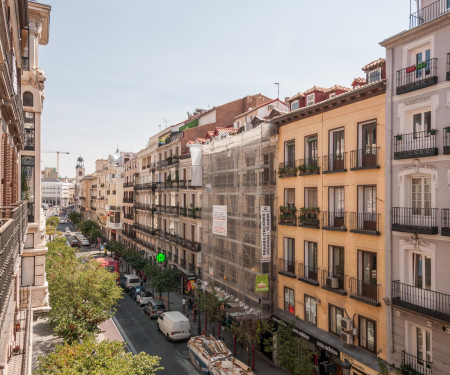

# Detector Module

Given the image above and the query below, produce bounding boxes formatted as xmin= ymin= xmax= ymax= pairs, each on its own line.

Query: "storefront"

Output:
xmin=339 ymin=353 xmax=380 ymax=375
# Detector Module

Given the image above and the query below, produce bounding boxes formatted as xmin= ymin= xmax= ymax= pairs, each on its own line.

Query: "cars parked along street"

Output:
xmin=136 ymin=290 xmax=154 ymax=306
xmin=144 ymin=299 xmax=166 ymax=319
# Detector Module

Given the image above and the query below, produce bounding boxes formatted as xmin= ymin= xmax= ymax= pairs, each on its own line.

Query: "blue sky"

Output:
xmin=39 ymin=0 xmax=411 ymax=177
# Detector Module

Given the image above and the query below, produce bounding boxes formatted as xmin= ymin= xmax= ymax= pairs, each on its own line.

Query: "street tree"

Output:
xmin=152 ymin=268 xmax=180 ymax=310
xmin=105 ymin=240 xmax=124 ymax=258
xmin=46 ymin=239 xmax=122 ymax=343
xmin=77 ymin=220 xmax=101 ymax=243
xmin=68 ymin=211 xmax=82 ymax=225
xmin=46 ymin=216 xmax=60 ymax=227
xmin=198 ymin=288 xmax=225 ymax=337
xmin=272 ymin=320 xmax=315 ymax=375
xmin=35 ymin=338 xmax=163 ymax=375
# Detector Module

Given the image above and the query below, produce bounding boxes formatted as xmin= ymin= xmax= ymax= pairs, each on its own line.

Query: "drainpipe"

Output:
xmin=385 ymin=46 xmax=395 ymax=359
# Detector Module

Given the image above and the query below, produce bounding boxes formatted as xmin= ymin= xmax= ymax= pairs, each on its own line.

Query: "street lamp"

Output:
xmin=196 ymin=279 xmax=202 ymax=335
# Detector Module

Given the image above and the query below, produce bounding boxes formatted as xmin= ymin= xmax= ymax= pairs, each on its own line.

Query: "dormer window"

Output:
xmin=329 ymin=93 xmax=336 ymax=99
xmin=291 ymin=100 xmax=299 ymax=111
xmin=306 ymin=94 xmax=315 ymax=107
xmin=367 ymin=68 xmax=381 ymax=83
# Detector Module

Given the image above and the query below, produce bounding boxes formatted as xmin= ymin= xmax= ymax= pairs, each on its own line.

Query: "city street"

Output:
xmin=114 ymin=292 xmax=198 ymax=375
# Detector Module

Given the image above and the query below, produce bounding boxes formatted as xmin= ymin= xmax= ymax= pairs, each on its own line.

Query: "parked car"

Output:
xmin=128 ymin=285 xmax=145 ymax=299
xmin=70 ymin=239 xmax=80 ymax=247
xmin=80 ymin=238 xmax=89 ymax=246
xmin=144 ymin=299 xmax=167 ymax=318
xmin=136 ymin=291 xmax=154 ymax=306
xmin=157 ymin=311 xmax=190 ymax=341
xmin=120 ymin=275 xmax=141 ymax=292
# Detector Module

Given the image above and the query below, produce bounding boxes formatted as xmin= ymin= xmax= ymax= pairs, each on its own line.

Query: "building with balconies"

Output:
xmin=381 ymin=2 xmax=450 ymax=374
xmin=122 ymin=156 xmax=137 ymax=249
xmin=272 ymin=64 xmax=389 ymax=374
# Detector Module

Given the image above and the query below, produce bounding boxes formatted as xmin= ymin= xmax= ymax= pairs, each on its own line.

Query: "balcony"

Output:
xmin=106 ymin=221 xmax=122 ymax=230
xmin=278 ymin=259 xmax=296 ymax=278
xmin=401 ymin=350 xmax=432 ymax=375
xmin=188 ymin=263 xmax=196 ymax=274
xmin=321 ymin=271 xmax=347 ymax=295
xmin=349 ymin=212 xmax=380 ymax=235
xmin=167 ymin=205 xmax=179 ymax=215
xmin=279 ymin=206 xmax=297 ymax=226
xmin=90 ymin=207 xmax=97 ymax=211
xmin=442 ymin=209 xmax=450 ymax=236
xmin=443 ymin=127 xmax=450 ymax=154
xmin=392 ymin=207 xmax=438 ymax=235
xmin=278 ymin=161 xmax=297 ymax=178
xmin=184 ymin=239 xmax=201 ymax=252
xmin=297 ymin=158 xmax=320 ymax=176
xmin=322 ymin=152 xmax=347 ymax=173
xmin=349 ymin=278 xmax=381 ymax=306
xmin=396 ymin=58 xmax=438 ymax=95
xmin=322 ymin=211 xmax=347 ymax=231
xmin=298 ymin=208 xmax=320 ymax=228
xmin=136 ymin=203 xmax=151 ymax=211
xmin=350 ymin=147 xmax=380 ymax=170
xmin=92 ymin=184 xmax=97 ymax=188
xmin=124 ymin=214 xmax=134 ymax=220
xmin=179 ymin=207 xmax=187 ymax=217
xmin=410 ymin=0 xmax=449 ymax=28
xmin=180 ymin=259 xmax=186 ymax=269
xmin=393 ymin=130 xmax=438 ymax=159
xmin=188 ymin=207 xmax=202 ymax=219
xmin=392 ymin=280 xmax=450 ymax=322
xmin=297 ymin=264 xmax=319 ymax=286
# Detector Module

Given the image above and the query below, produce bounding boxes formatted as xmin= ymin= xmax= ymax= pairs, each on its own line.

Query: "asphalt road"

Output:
xmin=114 ymin=292 xmax=198 ymax=374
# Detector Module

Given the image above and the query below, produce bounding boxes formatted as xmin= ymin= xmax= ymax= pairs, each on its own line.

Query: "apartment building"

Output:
xmin=74 ymin=156 xmax=85 ymax=213
xmin=41 ymin=178 xmax=70 ymax=207
xmin=381 ymin=2 xmax=450 ymax=374
xmin=272 ymin=62 xmax=389 ymax=374
xmin=122 ymin=156 xmax=137 ymax=249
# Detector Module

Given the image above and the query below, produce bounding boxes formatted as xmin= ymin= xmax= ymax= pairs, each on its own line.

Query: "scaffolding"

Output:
xmin=201 ymin=123 xmax=278 ymax=315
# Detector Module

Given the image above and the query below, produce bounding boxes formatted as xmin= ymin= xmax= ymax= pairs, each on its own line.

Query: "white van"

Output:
xmin=119 ymin=274 xmax=141 ymax=291
xmin=157 ymin=311 xmax=191 ymax=341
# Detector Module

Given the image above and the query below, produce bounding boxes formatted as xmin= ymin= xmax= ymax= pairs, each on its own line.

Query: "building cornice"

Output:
xmin=273 ymin=80 xmax=386 ymax=127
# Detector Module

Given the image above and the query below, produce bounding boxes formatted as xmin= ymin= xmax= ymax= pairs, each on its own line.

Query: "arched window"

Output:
xmin=23 ymin=91 xmax=33 ymax=107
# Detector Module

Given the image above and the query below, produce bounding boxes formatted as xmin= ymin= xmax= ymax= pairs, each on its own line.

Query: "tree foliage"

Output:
xmin=273 ymin=320 xmax=315 ymax=375
xmin=198 ymin=288 xmax=226 ymax=337
xmin=76 ymin=220 xmax=101 ymax=242
xmin=35 ymin=338 xmax=163 ymax=375
xmin=68 ymin=211 xmax=82 ymax=225
xmin=46 ymin=239 xmax=122 ymax=343
xmin=151 ymin=268 xmax=180 ymax=310
xmin=46 ymin=216 xmax=60 ymax=227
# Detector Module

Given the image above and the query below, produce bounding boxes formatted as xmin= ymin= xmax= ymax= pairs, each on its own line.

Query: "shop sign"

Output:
xmin=340 ymin=352 xmax=378 ymax=375
xmin=187 ymin=275 xmax=196 ymax=281
xmin=271 ymin=315 xmax=340 ymax=357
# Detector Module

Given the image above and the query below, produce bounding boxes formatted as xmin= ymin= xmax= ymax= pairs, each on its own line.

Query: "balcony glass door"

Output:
xmin=332 ymin=129 xmax=344 ymax=170
xmin=413 ymin=253 xmax=431 ymax=290
xmin=359 ymin=251 xmax=377 ymax=300
xmin=285 ymin=140 xmax=295 ymax=167
xmin=412 ymin=177 xmax=431 ymax=216
xmin=304 ymin=241 xmax=317 ymax=280
xmin=416 ymin=49 xmax=430 ymax=78
xmin=329 ymin=187 xmax=344 ymax=227
xmin=359 ymin=186 xmax=376 ymax=231
xmin=284 ymin=238 xmax=295 ymax=274
xmin=361 ymin=122 xmax=376 ymax=168
xmin=305 ymin=135 xmax=318 ymax=165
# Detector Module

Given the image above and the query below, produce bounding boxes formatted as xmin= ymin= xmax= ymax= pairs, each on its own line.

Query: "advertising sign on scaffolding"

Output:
xmin=255 ymin=274 xmax=269 ymax=292
xmin=213 ymin=205 xmax=227 ymax=236
xmin=261 ymin=206 xmax=271 ymax=262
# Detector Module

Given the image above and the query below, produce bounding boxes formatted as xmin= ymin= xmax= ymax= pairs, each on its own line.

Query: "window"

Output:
xmin=21 ymin=256 xmax=35 ymax=286
xmin=78 ymin=171 xmax=83 ymax=176
xmin=306 ymin=94 xmax=315 ymax=106
xmin=412 ymin=252 xmax=431 ymax=290
xmin=367 ymin=68 xmax=381 ymax=83
xmin=284 ymin=188 xmax=295 ymax=209
xmin=329 ymin=305 xmax=344 ymax=335
xmin=284 ymin=140 xmax=295 ymax=167
xmin=284 ymin=287 xmax=295 ymax=314
xmin=357 ymin=185 xmax=377 ymax=231
xmin=304 ymin=295 xmax=317 ymax=325
xmin=412 ymin=177 xmax=431 ymax=214
xmin=358 ymin=250 xmax=377 ymax=301
xmin=328 ymin=187 xmax=344 ymax=226
xmin=329 ymin=92 xmax=336 ymax=99
xmin=359 ymin=316 xmax=376 ymax=352
xmin=304 ymin=241 xmax=318 ymax=280
xmin=23 ymin=91 xmax=33 ymax=107
xmin=329 ymin=245 xmax=344 ymax=278
xmin=283 ymin=237 xmax=295 ymax=274
xmin=407 ymin=323 xmax=432 ymax=365
xmin=304 ymin=187 xmax=317 ymax=209
xmin=413 ymin=111 xmax=431 ymax=136
xmin=24 ymin=112 xmax=35 ymax=151
xmin=328 ymin=128 xmax=345 ymax=171
xmin=305 ymin=135 xmax=318 ymax=163
xmin=415 ymin=49 xmax=431 ymax=78
xmin=291 ymin=100 xmax=299 ymax=111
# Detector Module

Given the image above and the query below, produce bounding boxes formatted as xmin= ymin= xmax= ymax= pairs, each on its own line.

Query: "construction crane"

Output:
xmin=42 ymin=150 xmax=70 ymax=177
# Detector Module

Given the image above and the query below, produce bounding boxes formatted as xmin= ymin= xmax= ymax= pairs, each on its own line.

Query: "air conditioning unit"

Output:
xmin=341 ymin=317 xmax=353 ymax=331
xmin=341 ymin=331 xmax=353 ymax=345
xmin=326 ymin=277 xmax=339 ymax=289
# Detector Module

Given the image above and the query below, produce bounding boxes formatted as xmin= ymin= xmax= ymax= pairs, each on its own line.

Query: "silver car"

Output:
xmin=136 ymin=291 xmax=154 ymax=307
xmin=144 ymin=299 xmax=166 ymax=318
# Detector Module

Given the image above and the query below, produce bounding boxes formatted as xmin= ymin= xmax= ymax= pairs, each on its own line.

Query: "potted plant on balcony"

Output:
xmin=298 ymin=164 xmax=308 ymax=174
xmin=399 ymin=363 xmax=422 ymax=375
xmin=306 ymin=164 xmax=319 ymax=174
xmin=395 ymin=134 xmax=403 ymax=141
xmin=428 ymin=129 xmax=437 ymax=135
xmin=299 ymin=207 xmax=320 ymax=226
xmin=280 ymin=205 xmax=296 ymax=223
xmin=167 ymin=156 xmax=173 ymax=165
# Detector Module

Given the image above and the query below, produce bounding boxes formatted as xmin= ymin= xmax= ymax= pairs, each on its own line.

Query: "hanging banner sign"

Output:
xmin=213 ymin=205 xmax=227 ymax=236
xmin=261 ymin=206 xmax=271 ymax=262
xmin=255 ymin=274 xmax=269 ymax=292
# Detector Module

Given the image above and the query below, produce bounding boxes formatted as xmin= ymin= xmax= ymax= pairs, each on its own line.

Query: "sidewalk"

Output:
xmin=161 ymin=288 xmax=287 ymax=375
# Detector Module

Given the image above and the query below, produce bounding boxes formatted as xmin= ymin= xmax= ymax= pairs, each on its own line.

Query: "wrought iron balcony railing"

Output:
xmin=349 ymin=278 xmax=381 ymax=306
xmin=322 ymin=152 xmax=347 ymax=173
xmin=188 ymin=207 xmax=202 ymax=219
xmin=278 ymin=258 xmax=296 ymax=277
xmin=396 ymin=58 xmax=438 ymax=95
xmin=410 ymin=0 xmax=448 ymax=28
xmin=392 ymin=280 xmax=450 ymax=322
xmin=392 ymin=207 xmax=438 ymax=235
xmin=297 ymin=264 xmax=319 ymax=286
xmin=179 ymin=207 xmax=187 ymax=217
xmin=350 ymin=147 xmax=380 ymax=170
xmin=401 ymin=350 xmax=432 ymax=375
xmin=442 ymin=209 xmax=450 ymax=236
xmin=298 ymin=208 xmax=320 ymax=228
xmin=279 ymin=206 xmax=297 ymax=226
xmin=322 ymin=211 xmax=347 ymax=231
xmin=297 ymin=158 xmax=320 ymax=176
xmin=278 ymin=161 xmax=297 ymax=178
xmin=321 ymin=271 xmax=347 ymax=295
xmin=349 ymin=212 xmax=380 ymax=235
xmin=443 ymin=127 xmax=450 ymax=154
xmin=393 ymin=130 xmax=438 ymax=159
